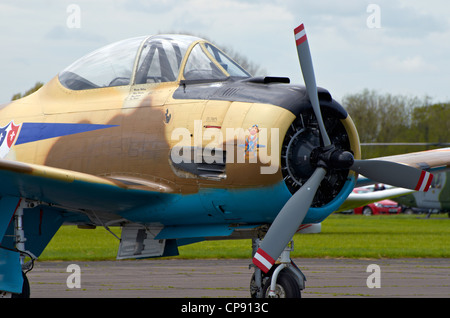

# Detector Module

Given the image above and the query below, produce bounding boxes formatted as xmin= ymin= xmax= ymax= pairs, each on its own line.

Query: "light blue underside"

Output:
xmin=123 ymin=176 xmax=356 ymax=238
xmin=0 ymin=249 xmax=23 ymax=294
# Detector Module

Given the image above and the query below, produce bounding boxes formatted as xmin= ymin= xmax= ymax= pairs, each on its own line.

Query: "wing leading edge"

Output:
xmin=341 ymin=147 xmax=450 ymax=211
xmin=0 ymin=159 xmax=171 ymax=214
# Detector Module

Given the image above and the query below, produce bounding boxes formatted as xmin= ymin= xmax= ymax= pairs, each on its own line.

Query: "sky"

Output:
xmin=1 ymin=0 xmax=450 ymax=104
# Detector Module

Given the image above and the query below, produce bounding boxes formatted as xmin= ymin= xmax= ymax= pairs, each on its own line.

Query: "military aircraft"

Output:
xmin=394 ymin=170 xmax=450 ymax=216
xmin=1 ymin=23 xmax=448 ymax=298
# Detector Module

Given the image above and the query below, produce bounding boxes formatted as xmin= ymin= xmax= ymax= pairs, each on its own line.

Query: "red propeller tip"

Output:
xmin=294 ymin=23 xmax=307 ymax=46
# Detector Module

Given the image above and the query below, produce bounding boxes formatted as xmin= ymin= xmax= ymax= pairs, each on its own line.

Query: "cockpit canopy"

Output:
xmin=59 ymin=35 xmax=251 ymax=90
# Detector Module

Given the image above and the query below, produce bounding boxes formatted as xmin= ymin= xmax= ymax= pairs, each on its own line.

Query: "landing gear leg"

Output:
xmin=250 ymin=238 xmax=306 ymax=298
xmin=250 ymin=238 xmax=264 ymax=298
xmin=13 ymin=200 xmax=35 ymax=298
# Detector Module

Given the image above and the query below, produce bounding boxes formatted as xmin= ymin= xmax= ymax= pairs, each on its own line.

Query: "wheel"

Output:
xmin=404 ymin=208 xmax=414 ymax=215
xmin=11 ymin=272 xmax=30 ymax=298
xmin=262 ymin=269 xmax=301 ymax=298
xmin=250 ymin=266 xmax=302 ymax=298
xmin=362 ymin=206 xmax=373 ymax=216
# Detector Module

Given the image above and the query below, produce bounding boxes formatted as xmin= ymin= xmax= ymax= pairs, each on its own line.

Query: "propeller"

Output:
xmin=253 ymin=167 xmax=326 ymax=273
xmin=252 ymin=23 xmax=434 ymax=274
xmin=351 ymin=159 xmax=433 ymax=192
xmin=294 ymin=23 xmax=331 ymax=148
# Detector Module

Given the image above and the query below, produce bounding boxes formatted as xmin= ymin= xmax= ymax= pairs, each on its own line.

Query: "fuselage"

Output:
xmin=0 ymin=35 xmax=361 ymax=228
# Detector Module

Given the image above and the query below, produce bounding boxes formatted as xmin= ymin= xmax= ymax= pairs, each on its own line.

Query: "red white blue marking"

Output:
xmin=0 ymin=121 xmax=117 ymax=159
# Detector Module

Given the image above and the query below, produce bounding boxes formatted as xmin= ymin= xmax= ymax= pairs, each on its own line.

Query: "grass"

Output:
xmin=39 ymin=226 xmax=122 ymax=261
xmin=38 ymin=214 xmax=450 ymax=261
xmin=290 ymin=214 xmax=450 ymax=258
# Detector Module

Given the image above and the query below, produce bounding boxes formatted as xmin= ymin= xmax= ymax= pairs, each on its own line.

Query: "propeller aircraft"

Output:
xmin=1 ymin=23 xmax=449 ymax=298
xmin=394 ymin=170 xmax=450 ymax=216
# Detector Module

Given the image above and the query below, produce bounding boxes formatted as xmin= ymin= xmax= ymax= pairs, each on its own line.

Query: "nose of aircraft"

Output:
xmin=253 ymin=22 xmax=434 ymax=274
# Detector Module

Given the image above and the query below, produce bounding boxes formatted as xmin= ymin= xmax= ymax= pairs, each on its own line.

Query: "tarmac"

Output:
xmin=27 ymin=258 xmax=450 ymax=298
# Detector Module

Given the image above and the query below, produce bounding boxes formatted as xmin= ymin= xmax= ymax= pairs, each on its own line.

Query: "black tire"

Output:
xmin=262 ymin=269 xmax=301 ymax=298
xmin=11 ymin=272 xmax=30 ymax=298
xmin=404 ymin=208 xmax=414 ymax=215
xmin=362 ymin=206 xmax=373 ymax=216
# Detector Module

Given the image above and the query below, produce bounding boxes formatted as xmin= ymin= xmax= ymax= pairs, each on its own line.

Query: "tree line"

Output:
xmin=342 ymin=89 xmax=450 ymax=158
xmin=11 ymin=82 xmax=44 ymax=101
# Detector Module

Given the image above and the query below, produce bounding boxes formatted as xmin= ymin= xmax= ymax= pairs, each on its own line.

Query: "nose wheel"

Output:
xmin=250 ymin=238 xmax=305 ymax=298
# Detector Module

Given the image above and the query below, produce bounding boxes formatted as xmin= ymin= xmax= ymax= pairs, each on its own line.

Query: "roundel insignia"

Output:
xmin=0 ymin=121 xmax=21 ymax=158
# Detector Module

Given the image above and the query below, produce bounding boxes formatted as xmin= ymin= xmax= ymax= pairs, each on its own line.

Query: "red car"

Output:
xmin=352 ymin=187 xmax=402 ymax=215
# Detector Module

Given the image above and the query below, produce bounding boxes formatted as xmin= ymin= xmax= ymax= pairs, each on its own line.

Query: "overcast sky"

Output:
xmin=1 ymin=0 xmax=449 ymax=104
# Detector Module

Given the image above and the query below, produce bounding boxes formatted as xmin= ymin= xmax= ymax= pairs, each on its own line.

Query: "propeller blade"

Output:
xmin=351 ymin=159 xmax=433 ymax=191
xmin=253 ymin=167 xmax=327 ymax=273
xmin=294 ymin=23 xmax=331 ymax=147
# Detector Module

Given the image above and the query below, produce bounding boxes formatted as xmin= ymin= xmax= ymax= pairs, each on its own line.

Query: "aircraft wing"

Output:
xmin=341 ymin=147 xmax=450 ymax=211
xmin=0 ymin=158 xmax=254 ymax=257
xmin=378 ymin=147 xmax=450 ymax=169
xmin=356 ymin=147 xmax=450 ymax=187
xmin=0 ymin=158 xmax=171 ymax=216
xmin=0 ymin=158 xmax=189 ymax=294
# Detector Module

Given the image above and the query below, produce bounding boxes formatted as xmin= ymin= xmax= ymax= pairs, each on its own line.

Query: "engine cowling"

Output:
xmin=281 ymin=98 xmax=360 ymax=207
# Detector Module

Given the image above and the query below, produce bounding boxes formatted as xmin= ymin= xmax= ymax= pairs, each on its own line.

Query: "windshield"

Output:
xmin=135 ymin=35 xmax=198 ymax=84
xmin=184 ymin=42 xmax=251 ymax=81
xmin=58 ymin=34 xmax=251 ymax=91
xmin=59 ymin=36 xmax=145 ymax=90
